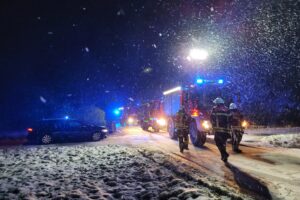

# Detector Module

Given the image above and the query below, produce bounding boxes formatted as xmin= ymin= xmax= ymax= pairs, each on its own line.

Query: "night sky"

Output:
xmin=0 ymin=0 xmax=299 ymax=129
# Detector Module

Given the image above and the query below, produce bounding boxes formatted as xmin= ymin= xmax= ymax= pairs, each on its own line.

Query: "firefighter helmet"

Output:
xmin=229 ymin=103 xmax=238 ymax=110
xmin=213 ymin=97 xmax=225 ymax=104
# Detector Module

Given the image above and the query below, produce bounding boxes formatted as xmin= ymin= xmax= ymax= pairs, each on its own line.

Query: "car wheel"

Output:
xmin=189 ymin=120 xmax=206 ymax=147
xmin=168 ymin=118 xmax=177 ymax=140
xmin=41 ymin=134 xmax=52 ymax=145
xmin=92 ymin=132 xmax=101 ymax=141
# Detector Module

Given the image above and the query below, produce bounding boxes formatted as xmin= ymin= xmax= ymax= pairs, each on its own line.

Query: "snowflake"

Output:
xmin=117 ymin=9 xmax=125 ymax=16
xmin=40 ymin=96 xmax=47 ymax=104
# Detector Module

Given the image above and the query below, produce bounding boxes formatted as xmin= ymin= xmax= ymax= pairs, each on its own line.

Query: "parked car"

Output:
xmin=27 ymin=119 xmax=108 ymax=144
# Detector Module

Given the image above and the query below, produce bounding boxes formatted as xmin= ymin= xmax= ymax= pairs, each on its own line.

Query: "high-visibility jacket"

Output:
xmin=210 ymin=105 xmax=231 ymax=133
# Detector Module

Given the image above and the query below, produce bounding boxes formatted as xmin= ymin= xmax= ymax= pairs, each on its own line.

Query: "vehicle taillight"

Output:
xmin=191 ymin=109 xmax=199 ymax=117
xmin=27 ymin=128 xmax=33 ymax=133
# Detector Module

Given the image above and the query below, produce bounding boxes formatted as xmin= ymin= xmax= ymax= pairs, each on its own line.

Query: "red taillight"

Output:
xmin=27 ymin=128 xmax=33 ymax=133
xmin=191 ymin=109 xmax=199 ymax=117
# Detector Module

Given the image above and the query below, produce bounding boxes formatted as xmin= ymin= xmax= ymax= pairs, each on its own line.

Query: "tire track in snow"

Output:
xmin=134 ymin=130 xmax=271 ymax=199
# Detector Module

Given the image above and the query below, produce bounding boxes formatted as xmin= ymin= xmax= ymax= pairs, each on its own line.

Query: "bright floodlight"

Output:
xmin=163 ymin=86 xmax=182 ymax=95
xmin=188 ymin=48 xmax=208 ymax=61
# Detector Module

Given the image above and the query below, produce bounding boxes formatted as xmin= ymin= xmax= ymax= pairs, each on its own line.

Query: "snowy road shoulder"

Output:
xmin=242 ymin=133 xmax=300 ymax=148
xmin=0 ymin=144 xmax=254 ymax=200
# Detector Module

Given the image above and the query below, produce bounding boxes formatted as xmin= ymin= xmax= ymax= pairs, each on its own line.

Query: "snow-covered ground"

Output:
xmin=243 ymin=134 xmax=300 ymax=148
xmin=243 ymin=127 xmax=300 ymax=148
xmin=245 ymin=127 xmax=300 ymax=135
xmin=1 ymin=126 xmax=300 ymax=200
xmin=0 ymin=144 xmax=252 ymax=200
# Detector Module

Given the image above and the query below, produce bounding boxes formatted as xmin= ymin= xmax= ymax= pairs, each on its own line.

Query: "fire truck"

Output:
xmin=163 ymin=79 xmax=226 ymax=147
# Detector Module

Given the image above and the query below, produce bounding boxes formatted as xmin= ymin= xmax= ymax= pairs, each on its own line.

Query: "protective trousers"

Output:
xmin=232 ymin=130 xmax=243 ymax=151
xmin=214 ymin=132 xmax=230 ymax=160
xmin=177 ymin=129 xmax=189 ymax=148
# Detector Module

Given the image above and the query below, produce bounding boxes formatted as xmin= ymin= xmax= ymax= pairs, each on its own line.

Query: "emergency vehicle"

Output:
xmin=137 ymin=101 xmax=166 ymax=132
xmin=120 ymin=106 xmax=139 ymax=126
xmin=163 ymin=79 xmax=226 ymax=147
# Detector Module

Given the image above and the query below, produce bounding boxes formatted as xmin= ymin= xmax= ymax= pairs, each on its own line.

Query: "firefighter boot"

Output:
xmin=232 ymin=131 xmax=242 ymax=153
xmin=221 ymin=152 xmax=229 ymax=163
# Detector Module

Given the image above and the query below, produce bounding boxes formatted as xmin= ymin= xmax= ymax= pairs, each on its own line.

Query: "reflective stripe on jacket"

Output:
xmin=230 ymin=109 xmax=244 ymax=131
xmin=210 ymin=105 xmax=230 ymax=134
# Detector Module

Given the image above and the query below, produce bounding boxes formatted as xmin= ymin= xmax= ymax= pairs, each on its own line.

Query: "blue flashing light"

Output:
xmin=116 ymin=123 xmax=121 ymax=128
xmin=65 ymin=116 xmax=69 ymax=120
xmin=196 ymin=79 xmax=204 ymax=84
xmin=218 ymin=79 xmax=224 ymax=84
xmin=113 ymin=109 xmax=120 ymax=115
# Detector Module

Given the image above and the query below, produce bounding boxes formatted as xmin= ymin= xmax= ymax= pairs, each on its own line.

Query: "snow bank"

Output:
xmin=260 ymin=134 xmax=300 ymax=148
xmin=245 ymin=127 xmax=300 ymax=135
xmin=0 ymin=145 xmax=248 ymax=199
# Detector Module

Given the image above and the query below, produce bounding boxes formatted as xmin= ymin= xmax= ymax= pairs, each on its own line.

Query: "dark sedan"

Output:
xmin=27 ymin=119 xmax=108 ymax=144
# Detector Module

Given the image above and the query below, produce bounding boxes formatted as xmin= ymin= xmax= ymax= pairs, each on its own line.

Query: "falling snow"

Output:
xmin=117 ymin=9 xmax=125 ymax=16
xmin=39 ymin=96 xmax=47 ymax=104
xmin=0 ymin=0 xmax=299 ymax=128
xmin=143 ymin=67 xmax=153 ymax=74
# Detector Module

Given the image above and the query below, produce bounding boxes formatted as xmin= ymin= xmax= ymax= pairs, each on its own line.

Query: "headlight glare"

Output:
xmin=127 ymin=117 xmax=134 ymax=124
xmin=102 ymin=129 xmax=108 ymax=133
xmin=241 ymin=120 xmax=249 ymax=128
xmin=157 ymin=118 xmax=166 ymax=126
xmin=202 ymin=120 xmax=211 ymax=130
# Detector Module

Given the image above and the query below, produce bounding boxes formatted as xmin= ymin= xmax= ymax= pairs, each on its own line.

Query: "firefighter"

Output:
xmin=229 ymin=103 xmax=244 ymax=153
xmin=210 ymin=97 xmax=231 ymax=162
xmin=175 ymin=106 xmax=191 ymax=153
